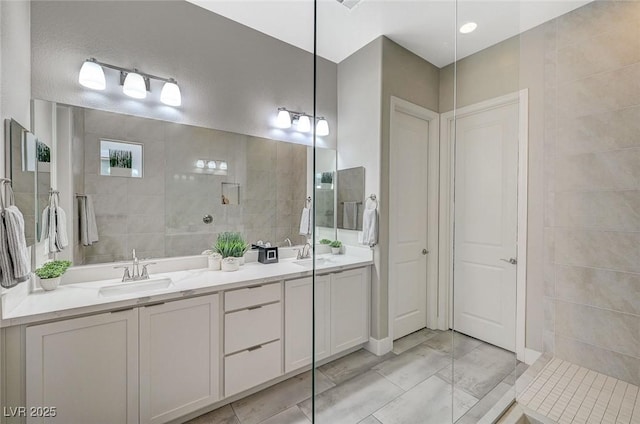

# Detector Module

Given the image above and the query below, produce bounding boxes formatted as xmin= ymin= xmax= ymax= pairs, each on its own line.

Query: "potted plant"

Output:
xmin=34 ymin=260 xmax=72 ymax=291
xmin=320 ymin=172 xmax=333 ymax=189
xmin=213 ymin=232 xmax=249 ymax=266
xmin=319 ymin=239 xmax=332 ymax=245
xmin=329 ymin=240 xmax=342 ymax=255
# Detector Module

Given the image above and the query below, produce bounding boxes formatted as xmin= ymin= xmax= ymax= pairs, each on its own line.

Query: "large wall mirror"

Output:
xmin=32 ymin=100 xmax=336 ymax=266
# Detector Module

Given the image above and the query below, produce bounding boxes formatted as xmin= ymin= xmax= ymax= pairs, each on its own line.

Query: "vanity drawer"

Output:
xmin=224 ymin=340 xmax=282 ymax=397
xmin=225 ymin=302 xmax=281 ymax=354
xmin=225 ymin=282 xmax=281 ymax=311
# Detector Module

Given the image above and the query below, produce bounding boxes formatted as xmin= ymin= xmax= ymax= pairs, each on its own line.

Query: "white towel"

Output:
xmin=79 ymin=195 xmax=99 ymax=246
xmin=361 ymin=199 xmax=378 ymax=247
xmin=343 ymin=202 xmax=358 ymax=230
xmin=0 ymin=186 xmax=30 ymax=288
xmin=299 ymin=207 xmax=311 ymax=236
xmin=41 ymin=193 xmax=68 ymax=253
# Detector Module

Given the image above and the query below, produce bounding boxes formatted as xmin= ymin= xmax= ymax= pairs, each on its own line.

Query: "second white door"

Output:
xmin=390 ymin=99 xmax=437 ymax=340
xmin=452 ymin=100 xmax=519 ymax=352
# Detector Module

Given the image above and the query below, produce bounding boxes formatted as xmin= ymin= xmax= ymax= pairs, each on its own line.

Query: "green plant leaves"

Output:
xmin=34 ymin=260 xmax=72 ymax=279
xmin=213 ymin=232 xmax=249 ymax=258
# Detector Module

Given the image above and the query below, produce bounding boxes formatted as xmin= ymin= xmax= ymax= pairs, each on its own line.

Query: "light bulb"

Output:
xmin=78 ymin=60 xmax=106 ymax=90
xmin=123 ymin=72 xmax=147 ymax=99
xmin=207 ymin=160 xmax=217 ymax=169
xmin=196 ymin=160 xmax=205 ymax=168
xmin=161 ymin=80 xmax=181 ymax=106
xmin=459 ymin=22 xmax=477 ymax=34
xmin=219 ymin=161 xmax=228 ymax=170
xmin=297 ymin=115 xmax=311 ymax=133
xmin=276 ymin=109 xmax=292 ymax=128
xmin=316 ymin=118 xmax=329 ymax=136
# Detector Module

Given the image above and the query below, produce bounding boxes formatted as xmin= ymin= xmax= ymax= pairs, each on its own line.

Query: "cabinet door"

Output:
xmin=140 ymin=295 xmax=220 ymax=424
xmin=330 ymin=267 xmax=370 ymax=354
xmin=26 ymin=309 xmax=139 ymax=424
xmin=284 ymin=276 xmax=330 ymax=373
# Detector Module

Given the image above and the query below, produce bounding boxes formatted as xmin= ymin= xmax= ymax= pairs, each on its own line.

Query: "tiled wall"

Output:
xmin=79 ymin=108 xmax=307 ymax=265
xmin=543 ymin=1 xmax=640 ymax=386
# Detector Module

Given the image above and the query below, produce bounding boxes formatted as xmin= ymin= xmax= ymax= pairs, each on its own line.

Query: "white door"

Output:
xmin=390 ymin=101 xmax=435 ymax=340
xmin=26 ymin=310 xmax=139 ymax=424
xmin=453 ymin=101 xmax=519 ymax=352
xmin=139 ymin=295 xmax=220 ymax=424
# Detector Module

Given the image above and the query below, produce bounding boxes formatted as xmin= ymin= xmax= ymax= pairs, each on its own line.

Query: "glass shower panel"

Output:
xmin=312 ymin=0 xmax=457 ymax=422
xmin=451 ymin=0 xmax=529 ymax=421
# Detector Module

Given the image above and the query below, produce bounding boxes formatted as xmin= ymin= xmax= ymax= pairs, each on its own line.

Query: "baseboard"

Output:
xmin=365 ymin=336 xmax=392 ymax=356
xmin=524 ymin=348 xmax=542 ymax=365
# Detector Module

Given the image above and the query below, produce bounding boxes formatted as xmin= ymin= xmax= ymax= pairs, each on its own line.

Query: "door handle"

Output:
xmin=422 ymin=249 xmax=429 ymax=255
xmin=500 ymin=258 xmax=517 ymax=265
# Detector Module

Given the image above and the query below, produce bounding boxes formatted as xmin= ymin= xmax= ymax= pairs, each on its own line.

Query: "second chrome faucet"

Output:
xmin=115 ymin=249 xmax=155 ymax=282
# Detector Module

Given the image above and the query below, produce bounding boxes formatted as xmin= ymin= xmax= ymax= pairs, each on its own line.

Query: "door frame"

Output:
xmin=388 ymin=96 xmax=440 ymax=343
xmin=439 ymin=89 xmax=528 ymax=362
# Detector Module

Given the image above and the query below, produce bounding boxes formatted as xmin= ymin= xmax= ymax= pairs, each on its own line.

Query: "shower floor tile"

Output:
xmin=518 ymin=357 xmax=640 ymax=424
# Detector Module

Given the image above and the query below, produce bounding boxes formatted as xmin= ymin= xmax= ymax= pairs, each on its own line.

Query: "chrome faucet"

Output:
xmin=115 ymin=249 xmax=155 ymax=282
xmin=297 ymin=243 xmax=312 ymax=260
xmin=283 ymin=238 xmax=292 ymax=247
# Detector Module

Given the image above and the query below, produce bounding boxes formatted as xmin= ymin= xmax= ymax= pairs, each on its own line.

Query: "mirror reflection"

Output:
xmin=336 ymin=166 xmax=365 ymax=231
xmin=32 ymin=101 xmax=336 ymax=265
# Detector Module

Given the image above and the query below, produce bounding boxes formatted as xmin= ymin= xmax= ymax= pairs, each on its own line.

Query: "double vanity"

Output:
xmin=0 ymin=247 xmax=372 ymax=424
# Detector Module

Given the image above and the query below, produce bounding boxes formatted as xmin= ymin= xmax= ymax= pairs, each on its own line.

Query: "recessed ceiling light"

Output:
xmin=459 ymin=22 xmax=478 ymax=34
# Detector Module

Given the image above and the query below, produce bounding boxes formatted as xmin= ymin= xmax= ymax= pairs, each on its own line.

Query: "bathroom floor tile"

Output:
xmin=185 ymin=405 xmax=240 ymax=424
xmin=373 ymin=375 xmax=479 ymax=424
xmin=255 ymin=406 xmax=310 ymax=424
xmin=373 ymin=343 xmax=452 ymax=391
xmin=298 ymin=370 xmax=404 ymax=424
xmin=392 ymin=328 xmax=441 ymax=355
xmin=232 ymin=370 xmax=334 ymax=424
xmin=437 ymin=343 xmax=515 ymax=399
xmin=455 ymin=382 xmax=513 ymax=424
xmin=319 ymin=349 xmax=395 ymax=385
xmin=358 ymin=416 xmax=383 ymax=424
xmin=423 ymin=330 xmax=484 ymax=359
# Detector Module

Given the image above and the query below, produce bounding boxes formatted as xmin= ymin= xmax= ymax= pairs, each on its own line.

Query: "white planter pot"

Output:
xmin=221 ymin=257 xmax=240 ymax=272
xmin=39 ymin=276 xmax=61 ymax=291
xmin=236 ymin=256 xmax=246 ymax=266
xmin=208 ymin=254 xmax=222 ymax=270
xmin=331 ymin=247 xmax=341 ymax=255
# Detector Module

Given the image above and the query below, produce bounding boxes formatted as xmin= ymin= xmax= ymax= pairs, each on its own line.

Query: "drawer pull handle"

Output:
xmin=248 ymin=305 xmax=262 ymax=310
xmin=247 ymin=285 xmax=263 ymax=289
xmin=247 ymin=344 xmax=262 ymax=352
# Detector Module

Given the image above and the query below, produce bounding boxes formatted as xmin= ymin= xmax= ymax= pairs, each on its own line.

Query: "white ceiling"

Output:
xmin=189 ymin=0 xmax=591 ymax=67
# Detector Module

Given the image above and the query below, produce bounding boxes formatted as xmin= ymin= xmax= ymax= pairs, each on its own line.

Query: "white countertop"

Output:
xmin=0 ymin=252 xmax=373 ymax=327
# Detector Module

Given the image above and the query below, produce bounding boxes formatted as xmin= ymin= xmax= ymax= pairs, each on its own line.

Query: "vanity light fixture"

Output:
xmin=123 ymin=71 xmax=147 ymax=99
xmin=296 ymin=115 xmax=312 ymax=133
xmin=207 ymin=160 xmax=217 ymax=170
xmin=218 ymin=161 xmax=228 ymax=171
xmin=276 ymin=107 xmax=330 ymax=136
xmin=316 ymin=118 xmax=330 ymax=136
xmin=459 ymin=22 xmax=478 ymax=34
xmin=78 ymin=58 xmax=182 ymax=106
xmin=196 ymin=160 xmax=205 ymax=169
xmin=276 ymin=108 xmax=292 ymax=129
xmin=78 ymin=59 xmax=106 ymax=90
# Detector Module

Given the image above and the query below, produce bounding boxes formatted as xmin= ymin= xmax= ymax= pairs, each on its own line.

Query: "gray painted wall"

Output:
xmin=336 ymin=37 xmax=383 ymax=338
xmin=1 ymin=0 xmax=32 ymax=178
xmin=31 ymin=1 xmax=337 ymax=149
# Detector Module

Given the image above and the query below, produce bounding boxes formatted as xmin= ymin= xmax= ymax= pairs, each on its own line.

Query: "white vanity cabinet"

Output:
xmin=139 ymin=294 xmax=220 ymax=424
xmin=330 ymin=267 xmax=370 ymax=353
xmin=284 ymin=275 xmax=331 ymax=373
xmin=284 ymin=266 xmax=370 ymax=373
xmin=223 ymin=282 xmax=283 ymax=396
xmin=25 ymin=309 xmax=139 ymax=424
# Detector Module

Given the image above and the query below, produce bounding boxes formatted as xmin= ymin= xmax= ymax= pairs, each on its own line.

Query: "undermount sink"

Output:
xmin=98 ymin=277 xmax=173 ymax=297
xmin=293 ymin=257 xmax=332 ymax=267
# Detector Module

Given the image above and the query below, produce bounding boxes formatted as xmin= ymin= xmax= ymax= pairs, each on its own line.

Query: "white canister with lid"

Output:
xmin=208 ymin=253 xmax=222 ymax=270
xmin=221 ymin=257 xmax=240 ymax=272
